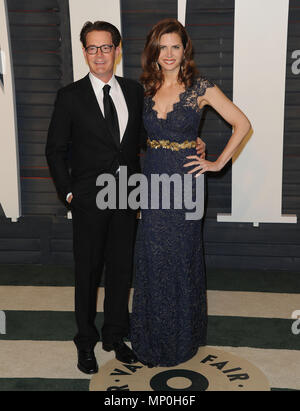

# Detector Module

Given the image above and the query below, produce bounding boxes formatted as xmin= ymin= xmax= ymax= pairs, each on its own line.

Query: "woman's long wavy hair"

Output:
xmin=141 ymin=18 xmax=198 ymax=97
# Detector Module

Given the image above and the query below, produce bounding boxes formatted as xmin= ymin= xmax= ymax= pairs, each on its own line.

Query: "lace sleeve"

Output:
xmin=197 ymin=76 xmax=215 ymax=91
xmin=184 ymin=76 xmax=215 ymax=113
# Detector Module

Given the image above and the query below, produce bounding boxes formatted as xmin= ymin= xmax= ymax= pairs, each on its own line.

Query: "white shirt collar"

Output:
xmin=89 ymin=72 xmax=118 ymax=93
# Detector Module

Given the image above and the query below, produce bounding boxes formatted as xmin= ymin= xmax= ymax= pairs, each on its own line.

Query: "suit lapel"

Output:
xmin=78 ymin=75 xmax=119 ymax=150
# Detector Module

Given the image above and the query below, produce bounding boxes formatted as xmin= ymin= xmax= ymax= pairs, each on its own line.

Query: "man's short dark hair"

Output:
xmin=80 ymin=21 xmax=122 ymax=48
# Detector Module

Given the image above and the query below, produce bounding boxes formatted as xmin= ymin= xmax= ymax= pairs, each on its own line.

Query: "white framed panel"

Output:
xmin=178 ymin=0 xmax=187 ymax=25
xmin=218 ymin=0 xmax=297 ymax=225
xmin=0 ymin=0 xmax=21 ymax=222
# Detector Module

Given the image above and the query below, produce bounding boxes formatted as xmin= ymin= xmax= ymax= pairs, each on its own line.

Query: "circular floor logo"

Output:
xmin=90 ymin=347 xmax=270 ymax=391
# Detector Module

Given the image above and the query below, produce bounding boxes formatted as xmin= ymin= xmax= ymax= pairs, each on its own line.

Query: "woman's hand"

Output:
xmin=196 ymin=137 xmax=206 ymax=159
xmin=184 ymin=155 xmax=222 ymax=177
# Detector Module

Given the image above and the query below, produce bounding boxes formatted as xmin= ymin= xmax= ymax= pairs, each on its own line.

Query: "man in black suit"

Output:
xmin=46 ymin=21 xmax=144 ymax=374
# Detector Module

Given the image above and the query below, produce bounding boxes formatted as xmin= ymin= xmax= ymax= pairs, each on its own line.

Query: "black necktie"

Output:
xmin=103 ymin=84 xmax=120 ymax=146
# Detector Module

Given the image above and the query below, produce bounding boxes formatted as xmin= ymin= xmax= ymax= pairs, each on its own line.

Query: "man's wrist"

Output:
xmin=66 ymin=192 xmax=73 ymax=202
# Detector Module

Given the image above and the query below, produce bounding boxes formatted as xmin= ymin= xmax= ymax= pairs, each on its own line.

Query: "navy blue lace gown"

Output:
xmin=130 ymin=77 xmax=215 ymax=367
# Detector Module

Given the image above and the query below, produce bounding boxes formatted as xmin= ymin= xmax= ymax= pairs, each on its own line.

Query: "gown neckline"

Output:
xmin=150 ymin=88 xmax=188 ymax=121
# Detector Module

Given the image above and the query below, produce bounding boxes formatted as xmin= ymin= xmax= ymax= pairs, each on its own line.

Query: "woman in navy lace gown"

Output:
xmin=130 ymin=19 xmax=251 ymax=367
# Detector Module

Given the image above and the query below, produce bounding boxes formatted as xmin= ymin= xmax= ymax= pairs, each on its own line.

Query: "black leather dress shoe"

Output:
xmin=103 ymin=341 xmax=138 ymax=364
xmin=77 ymin=349 xmax=98 ymax=374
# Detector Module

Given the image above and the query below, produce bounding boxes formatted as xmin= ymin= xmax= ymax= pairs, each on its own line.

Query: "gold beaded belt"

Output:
xmin=147 ymin=138 xmax=196 ymax=152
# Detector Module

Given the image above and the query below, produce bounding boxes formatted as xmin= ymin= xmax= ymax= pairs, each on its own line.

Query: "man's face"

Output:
xmin=83 ymin=30 xmax=120 ymax=82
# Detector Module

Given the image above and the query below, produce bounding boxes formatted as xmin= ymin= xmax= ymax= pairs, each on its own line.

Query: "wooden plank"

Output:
xmin=20 ymin=143 xmax=48 ymax=156
xmin=206 ymin=196 xmax=231 ymax=208
xmin=288 ymin=23 xmax=300 ymax=36
xmin=205 ymin=242 xmax=300 ymax=257
xmin=18 ymin=130 xmax=49 ymax=143
xmin=50 ymin=239 xmax=72 ymax=252
xmin=186 ymin=24 xmax=234 ymax=39
xmin=284 ymin=106 xmax=300 ymax=118
xmin=22 ymin=204 xmax=66 ymax=216
xmin=290 ymin=0 xmax=300 ymax=7
xmin=22 ymin=192 xmax=61 ymax=205
xmin=283 ymin=132 xmax=300 ymax=144
xmin=186 ymin=12 xmax=234 ymax=26
xmin=282 ymin=184 xmax=300 ymax=195
xmin=189 ymin=38 xmax=233 ymax=53
xmin=0 ymin=251 xmax=41 ymax=264
xmin=21 ymin=178 xmax=56 ymax=192
xmin=20 ymin=155 xmax=48 ymax=167
xmin=287 ymin=38 xmax=300 ymax=52
xmin=204 ymin=254 xmax=300 ymax=271
xmin=284 ymin=146 xmax=300 ymax=156
xmin=281 ymin=196 xmax=300 ymax=209
xmin=16 ymin=92 xmax=56 ymax=106
xmin=0 ymin=238 xmax=40 ymax=251
xmin=200 ymin=120 xmax=232 ymax=134
xmin=8 ymin=11 xmax=60 ymax=26
xmin=7 ymin=0 xmax=59 ymax=10
xmin=122 ymin=0 xmax=177 ymax=12
xmin=0 ymin=217 xmax=51 ymax=237
xmin=185 ymin=0 xmax=234 ymax=10
xmin=10 ymin=25 xmax=59 ymax=38
xmin=283 ymin=158 xmax=300 ymax=171
xmin=284 ymin=119 xmax=300 ymax=132
xmin=17 ymin=105 xmax=54 ymax=118
xmin=21 ymin=169 xmax=50 ymax=178
xmin=289 ymin=6 xmax=300 ymax=18
xmin=50 ymin=251 xmax=73 ymax=264
xmin=18 ymin=117 xmax=51 ymax=131
xmin=286 ymin=78 xmax=300 ymax=93
xmin=11 ymin=39 xmax=60 ymax=52
xmin=283 ymin=170 xmax=300 ymax=183
xmin=15 ymin=79 xmax=61 ymax=92
xmin=12 ymin=52 xmax=60 ymax=66
xmin=51 ymin=221 xmax=73 ymax=238
xmin=203 ymin=219 xmax=300 ymax=244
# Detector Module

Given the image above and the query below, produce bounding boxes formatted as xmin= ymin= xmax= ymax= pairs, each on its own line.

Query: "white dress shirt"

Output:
xmin=66 ymin=73 xmax=128 ymax=202
xmin=89 ymin=72 xmax=128 ymax=141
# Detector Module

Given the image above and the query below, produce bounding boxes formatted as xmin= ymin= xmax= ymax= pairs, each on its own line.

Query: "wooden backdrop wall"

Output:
xmin=0 ymin=0 xmax=299 ymax=271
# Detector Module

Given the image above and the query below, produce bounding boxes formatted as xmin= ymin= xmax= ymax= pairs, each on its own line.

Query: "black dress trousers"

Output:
xmin=71 ymin=184 xmax=137 ymax=351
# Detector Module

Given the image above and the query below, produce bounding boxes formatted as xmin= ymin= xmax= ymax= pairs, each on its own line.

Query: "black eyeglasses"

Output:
xmin=85 ymin=44 xmax=114 ymax=55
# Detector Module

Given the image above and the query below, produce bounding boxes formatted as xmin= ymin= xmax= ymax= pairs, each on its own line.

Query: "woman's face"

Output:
xmin=157 ymin=32 xmax=185 ymax=73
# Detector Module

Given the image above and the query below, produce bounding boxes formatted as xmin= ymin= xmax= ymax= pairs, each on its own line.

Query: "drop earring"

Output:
xmin=181 ymin=57 xmax=185 ymax=72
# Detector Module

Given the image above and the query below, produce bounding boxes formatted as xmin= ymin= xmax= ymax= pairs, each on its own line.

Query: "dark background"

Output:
xmin=0 ymin=0 xmax=299 ymax=271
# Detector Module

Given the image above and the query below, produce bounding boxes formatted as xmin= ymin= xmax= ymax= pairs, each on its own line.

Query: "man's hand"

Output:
xmin=196 ymin=137 xmax=206 ymax=159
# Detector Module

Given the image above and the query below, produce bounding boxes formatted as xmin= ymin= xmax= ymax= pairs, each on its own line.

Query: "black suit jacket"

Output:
xmin=46 ymin=74 xmax=146 ymax=205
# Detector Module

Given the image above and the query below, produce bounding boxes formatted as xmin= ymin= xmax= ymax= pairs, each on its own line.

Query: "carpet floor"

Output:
xmin=0 ymin=265 xmax=299 ymax=391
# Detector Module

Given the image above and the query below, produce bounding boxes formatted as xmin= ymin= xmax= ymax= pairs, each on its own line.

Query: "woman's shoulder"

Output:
xmin=143 ymin=92 xmax=154 ymax=112
xmin=182 ymin=76 xmax=215 ymax=111
xmin=192 ymin=76 xmax=215 ymax=91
